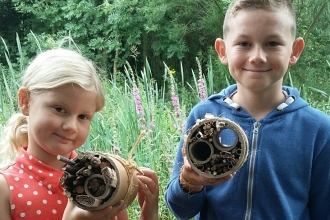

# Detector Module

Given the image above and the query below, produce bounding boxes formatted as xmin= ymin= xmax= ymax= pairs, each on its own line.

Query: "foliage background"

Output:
xmin=0 ymin=0 xmax=329 ymax=219
xmin=0 ymin=0 xmax=329 ymax=96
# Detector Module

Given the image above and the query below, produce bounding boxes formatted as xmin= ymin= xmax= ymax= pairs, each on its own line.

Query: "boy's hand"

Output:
xmin=180 ymin=147 xmax=234 ymax=193
xmin=62 ymin=200 xmax=126 ymax=220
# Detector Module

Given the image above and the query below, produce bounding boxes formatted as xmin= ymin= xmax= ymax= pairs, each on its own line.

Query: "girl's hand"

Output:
xmin=62 ymin=200 xmax=126 ymax=220
xmin=137 ymin=168 xmax=159 ymax=220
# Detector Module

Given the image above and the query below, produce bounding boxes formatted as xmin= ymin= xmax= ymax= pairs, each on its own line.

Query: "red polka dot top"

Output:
xmin=0 ymin=147 xmax=77 ymax=219
xmin=1 ymin=147 xmax=118 ymax=220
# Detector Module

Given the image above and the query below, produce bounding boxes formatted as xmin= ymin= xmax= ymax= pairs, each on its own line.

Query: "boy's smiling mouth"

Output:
xmin=243 ymin=68 xmax=272 ymax=72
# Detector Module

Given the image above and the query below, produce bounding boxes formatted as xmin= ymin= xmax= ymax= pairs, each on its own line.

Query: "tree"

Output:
xmin=2 ymin=0 xmax=329 ymax=96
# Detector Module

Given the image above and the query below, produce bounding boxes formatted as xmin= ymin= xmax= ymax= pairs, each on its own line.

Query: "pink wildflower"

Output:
xmin=167 ymin=67 xmax=186 ymax=132
xmin=171 ymin=85 xmax=181 ymax=117
xmin=196 ymin=57 xmax=207 ymax=101
xmin=113 ymin=146 xmax=121 ymax=152
xmin=126 ymin=61 xmax=146 ymax=130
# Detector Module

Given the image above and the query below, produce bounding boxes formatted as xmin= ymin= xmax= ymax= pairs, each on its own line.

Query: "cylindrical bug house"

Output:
xmin=184 ymin=113 xmax=249 ymax=178
xmin=59 ymin=151 xmax=139 ymax=210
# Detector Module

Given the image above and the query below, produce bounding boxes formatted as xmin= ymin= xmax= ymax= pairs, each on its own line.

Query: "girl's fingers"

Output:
xmin=88 ymin=200 xmax=126 ymax=219
xmin=104 ymin=201 xmax=126 ymax=219
xmin=137 ymin=169 xmax=159 ymax=196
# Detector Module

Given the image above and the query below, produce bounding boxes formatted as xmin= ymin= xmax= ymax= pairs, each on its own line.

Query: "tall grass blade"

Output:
xmin=30 ymin=31 xmax=43 ymax=52
xmin=2 ymin=72 xmax=14 ymax=115
xmin=207 ymin=56 xmax=214 ymax=95
xmin=16 ymin=33 xmax=24 ymax=75
xmin=1 ymin=37 xmax=9 ymax=55
xmin=307 ymin=86 xmax=328 ymax=97
xmin=288 ymin=71 xmax=294 ymax=87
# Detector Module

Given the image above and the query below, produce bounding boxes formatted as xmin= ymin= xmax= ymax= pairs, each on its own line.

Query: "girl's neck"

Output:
xmin=26 ymin=147 xmax=69 ymax=170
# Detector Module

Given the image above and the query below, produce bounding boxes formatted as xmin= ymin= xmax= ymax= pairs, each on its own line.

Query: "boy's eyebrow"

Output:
xmin=228 ymin=34 xmax=253 ymax=40
xmin=234 ymin=33 xmax=284 ymax=39
xmin=264 ymin=33 xmax=285 ymax=38
xmin=235 ymin=34 xmax=251 ymax=38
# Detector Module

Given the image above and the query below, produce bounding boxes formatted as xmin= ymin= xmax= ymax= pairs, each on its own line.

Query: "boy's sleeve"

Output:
xmin=164 ymin=109 xmax=207 ymax=219
xmin=308 ymin=140 xmax=330 ymax=219
xmin=164 ymin=135 xmax=206 ymax=219
xmin=165 ymin=102 xmax=219 ymax=219
xmin=165 ymin=177 xmax=206 ymax=220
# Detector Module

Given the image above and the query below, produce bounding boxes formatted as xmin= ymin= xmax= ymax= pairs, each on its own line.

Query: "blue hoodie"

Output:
xmin=165 ymin=85 xmax=330 ymax=220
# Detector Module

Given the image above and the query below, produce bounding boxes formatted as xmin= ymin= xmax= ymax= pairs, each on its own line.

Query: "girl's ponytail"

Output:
xmin=0 ymin=113 xmax=28 ymax=168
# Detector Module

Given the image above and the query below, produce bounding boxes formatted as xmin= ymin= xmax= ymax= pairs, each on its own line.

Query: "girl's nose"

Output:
xmin=249 ymin=46 xmax=266 ymax=64
xmin=63 ymin=116 xmax=77 ymax=133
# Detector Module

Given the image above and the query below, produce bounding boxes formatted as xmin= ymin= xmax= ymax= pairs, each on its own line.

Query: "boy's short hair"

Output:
xmin=223 ymin=0 xmax=297 ymax=39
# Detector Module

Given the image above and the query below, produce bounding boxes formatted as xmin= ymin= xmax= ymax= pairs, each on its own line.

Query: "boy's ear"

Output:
xmin=289 ymin=37 xmax=305 ymax=65
xmin=215 ymin=38 xmax=228 ymax=65
xmin=18 ymin=88 xmax=30 ymax=116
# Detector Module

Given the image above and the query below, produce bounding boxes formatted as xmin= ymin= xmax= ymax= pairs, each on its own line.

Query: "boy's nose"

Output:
xmin=249 ymin=46 xmax=266 ymax=64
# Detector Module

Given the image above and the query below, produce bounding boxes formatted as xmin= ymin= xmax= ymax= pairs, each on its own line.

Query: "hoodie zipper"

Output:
xmin=245 ymin=121 xmax=260 ymax=220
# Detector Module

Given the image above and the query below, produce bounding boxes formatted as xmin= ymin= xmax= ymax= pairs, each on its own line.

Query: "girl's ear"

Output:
xmin=18 ymin=88 xmax=30 ymax=116
xmin=215 ymin=38 xmax=228 ymax=65
xmin=289 ymin=37 xmax=305 ymax=66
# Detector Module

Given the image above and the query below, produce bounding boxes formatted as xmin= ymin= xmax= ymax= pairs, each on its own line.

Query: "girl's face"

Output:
xmin=216 ymin=9 xmax=303 ymax=93
xmin=20 ymin=84 xmax=96 ymax=160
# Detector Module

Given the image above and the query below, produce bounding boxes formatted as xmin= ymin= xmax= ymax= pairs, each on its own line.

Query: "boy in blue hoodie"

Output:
xmin=164 ymin=0 xmax=330 ymax=219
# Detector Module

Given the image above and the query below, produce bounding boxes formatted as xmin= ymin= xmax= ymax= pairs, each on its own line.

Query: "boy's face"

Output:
xmin=216 ymin=9 xmax=304 ymax=93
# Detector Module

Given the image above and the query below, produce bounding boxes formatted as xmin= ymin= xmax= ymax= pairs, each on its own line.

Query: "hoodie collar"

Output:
xmin=208 ymin=84 xmax=306 ymax=114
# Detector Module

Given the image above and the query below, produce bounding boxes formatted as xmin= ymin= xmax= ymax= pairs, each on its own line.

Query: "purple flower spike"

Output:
xmin=113 ymin=146 xmax=121 ymax=152
xmin=196 ymin=57 xmax=207 ymax=101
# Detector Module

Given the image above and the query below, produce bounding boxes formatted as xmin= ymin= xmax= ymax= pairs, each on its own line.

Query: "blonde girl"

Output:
xmin=0 ymin=48 xmax=159 ymax=220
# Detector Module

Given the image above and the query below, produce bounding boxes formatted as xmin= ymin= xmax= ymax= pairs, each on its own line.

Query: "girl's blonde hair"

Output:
xmin=0 ymin=48 xmax=105 ymax=168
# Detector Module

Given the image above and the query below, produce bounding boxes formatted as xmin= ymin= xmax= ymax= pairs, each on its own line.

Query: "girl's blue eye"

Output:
xmin=55 ymin=107 xmax=65 ymax=113
xmin=78 ymin=115 xmax=89 ymax=120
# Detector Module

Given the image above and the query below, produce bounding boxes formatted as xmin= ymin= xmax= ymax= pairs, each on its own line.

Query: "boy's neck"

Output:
xmin=231 ymin=86 xmax=286 ymax=121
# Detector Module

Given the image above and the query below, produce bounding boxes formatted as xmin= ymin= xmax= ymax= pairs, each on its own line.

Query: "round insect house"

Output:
xmin=184 ymin=113 xmax=249 ymax=178
xmin=59 ymin=152 xmax=139 ymax=210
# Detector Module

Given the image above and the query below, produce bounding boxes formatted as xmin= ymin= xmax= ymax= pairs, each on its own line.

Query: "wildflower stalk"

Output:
xmin=148 ymin=81 xmax=156 ymax=133
xmin=196 ymin=57 xmax=207 ymax=101
xmin=165 ymin=65 xmax=184 ymax=132
xmin=126 ymin=61 xmax=146 ymax=130
xmin=111 ymin=115 xmax=121 ymax=154
xmin=171 ymin=79 xmax=181 ymax=117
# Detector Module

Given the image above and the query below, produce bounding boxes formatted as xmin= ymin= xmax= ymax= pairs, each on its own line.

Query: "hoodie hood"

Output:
xmin=206 ymin=84 xmax=309 ymax=121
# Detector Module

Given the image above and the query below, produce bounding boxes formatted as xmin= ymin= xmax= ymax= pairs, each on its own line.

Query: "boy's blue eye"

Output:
xmin=267 ymin=41 xmax=279 ymax=46
xmin=239 ymin=42 xmax=250 ymax=47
